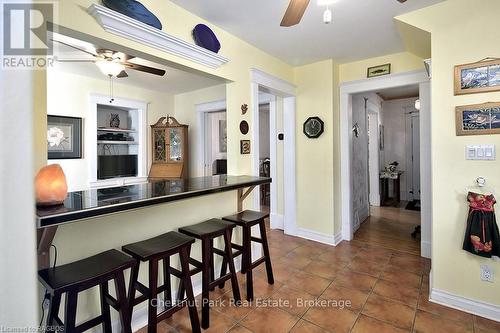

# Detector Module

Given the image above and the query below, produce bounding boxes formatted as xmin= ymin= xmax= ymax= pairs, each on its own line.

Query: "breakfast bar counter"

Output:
xmin=36 ymin=175 xmax=271 ymax=268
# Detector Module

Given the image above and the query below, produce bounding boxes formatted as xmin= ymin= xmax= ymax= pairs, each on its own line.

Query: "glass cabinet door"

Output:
xmin=169 ymin=127 xmax=183 ymax=162
xmin=153 ymin=129 xmax=166 ymax=162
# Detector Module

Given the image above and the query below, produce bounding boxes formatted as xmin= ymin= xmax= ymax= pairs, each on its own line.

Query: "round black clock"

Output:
xmin=303 ymin=117 xmax=324 ymax=138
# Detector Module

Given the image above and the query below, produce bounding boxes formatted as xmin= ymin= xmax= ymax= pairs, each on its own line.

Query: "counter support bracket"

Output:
xmin=37 ymin=226 xmax=58 ymax=270
xmin=237 ymin=186 xmax=256 ymax=212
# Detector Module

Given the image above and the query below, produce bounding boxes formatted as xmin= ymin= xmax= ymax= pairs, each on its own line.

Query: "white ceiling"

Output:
xmin=377 ymin=84 xmax=419 ymax=100
xmin=169 ymin=0 xmax=443 ymax=65
xmin=51 ymin=33 xmax=225 ymax=95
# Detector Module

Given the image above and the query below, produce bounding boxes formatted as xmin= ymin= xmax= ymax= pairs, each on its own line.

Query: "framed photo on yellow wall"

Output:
xmin=454 ymin=58 xmax=500 ymax=95
xmin=455 ymin=102 xmax=500 ymax=136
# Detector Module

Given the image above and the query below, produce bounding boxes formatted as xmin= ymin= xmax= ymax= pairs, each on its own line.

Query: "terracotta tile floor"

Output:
xmin=137 ymin=206 xmax=500 ymax=333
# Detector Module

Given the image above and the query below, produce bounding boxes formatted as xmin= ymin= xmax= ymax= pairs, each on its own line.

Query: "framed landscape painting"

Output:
xmin=455 ymin=102 xmax=500 ymax=136
xmin=455 ymin=59 xmax=500 ymax=95
xmin=367 ymin=63 xmax=391 ymax=78
xmin=47 ymin=115 xmax=82 ymax=159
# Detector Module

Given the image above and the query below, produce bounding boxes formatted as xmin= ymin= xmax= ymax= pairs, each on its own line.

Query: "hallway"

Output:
xmin=354 ymin=205 xmax=421 ymax=256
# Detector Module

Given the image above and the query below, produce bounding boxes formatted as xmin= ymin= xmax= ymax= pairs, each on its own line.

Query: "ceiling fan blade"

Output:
xmin=123 ymin=63 xmax=166 ymax=76
xmin=117 ymin=70 xmax=129 ymax=78
xmin=280 ymin=0 xmax=310 ymax=27
xmin=51 ymin=39 xmax=98 ymax=57
xmin=397 ymin=0 xmax=407 ymax=3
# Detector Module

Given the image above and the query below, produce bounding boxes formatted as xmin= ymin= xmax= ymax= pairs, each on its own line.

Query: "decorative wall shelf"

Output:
xmin=88 ymin=4 xmax=229 ymax=69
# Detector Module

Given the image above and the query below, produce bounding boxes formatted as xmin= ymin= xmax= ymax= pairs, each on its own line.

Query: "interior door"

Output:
xmin=411 ymin=114 xmax=421 ymax=200
xmin=367 ymin=112 xmax=380 ymax=206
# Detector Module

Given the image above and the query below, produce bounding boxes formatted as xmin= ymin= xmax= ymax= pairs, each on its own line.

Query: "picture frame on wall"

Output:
xmin=240 ymin=140 xmax=251 ymax=154
xmin=454 ymin=58 xmax=500 ymax=95
xmin=367 ymin=63 xmax=391 ymax=78
xmin=47 ymin=115 xmax=83 ymax=159
xmin=455 ymin=102 xmax=500 ymax=136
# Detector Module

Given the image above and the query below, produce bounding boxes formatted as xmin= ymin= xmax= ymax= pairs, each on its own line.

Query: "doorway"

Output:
xmin=251 ymin=69 xmax=296 ymax=235
xmin=203 ymin=110 xmax=227 ymax=176
xmin=340 ymin=71 xmax=431 ymax=258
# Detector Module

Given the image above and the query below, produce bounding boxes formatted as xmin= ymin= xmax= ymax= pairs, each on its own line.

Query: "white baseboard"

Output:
xmin=430 ymin=288 xmax=500 ymax=323
xmin=295 ymin=228 xmax=343 ymax=246
xmin=270 ymin=213 xmax=284 ymax=230
xmin=421 ymin=241 xmax=431 ymax=259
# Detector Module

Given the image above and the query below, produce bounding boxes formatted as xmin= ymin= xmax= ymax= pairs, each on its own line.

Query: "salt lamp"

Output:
xmin=35 ymin=164 xmax=68 ymax=206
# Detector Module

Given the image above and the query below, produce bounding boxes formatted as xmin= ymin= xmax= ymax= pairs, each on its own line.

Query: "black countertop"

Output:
xmin=36 ymin=175 xmax=271 ymax=228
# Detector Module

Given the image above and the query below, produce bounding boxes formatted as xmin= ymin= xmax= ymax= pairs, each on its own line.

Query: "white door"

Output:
xmin=203 ymin=112 xmax=213 ymax=176
xmin=367 ymin=112 xmax=380 ymax=206
xmin=203 ymin=111 xmax=227 ymax=176
xmin=411 ymin=114 xmax=421 ymax=200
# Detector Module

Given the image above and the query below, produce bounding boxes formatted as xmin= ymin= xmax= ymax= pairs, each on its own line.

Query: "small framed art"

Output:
xmin=455 ymin=102 xmax=500 ymax=136
xmin=240 ymin=140 xmax=251 ymax=154
xmin=367 ymin=64 xmax=391 ymax=78
xmin=454 ymin=59 xmax=500 ymax=95
xmin=47 ymin=115 xmax=82 ymax=159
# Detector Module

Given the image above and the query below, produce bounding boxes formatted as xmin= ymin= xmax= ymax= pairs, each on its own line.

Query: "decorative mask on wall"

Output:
xmin=241 ymin=104 xmax=248 ymax=115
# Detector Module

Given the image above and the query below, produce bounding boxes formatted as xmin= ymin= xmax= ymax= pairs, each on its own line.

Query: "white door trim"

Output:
xmin=339 ymin=70 xmax=430 ymax=251
xmin=195 ymin=99 xmax=226 ymax=177
xmin=250 ymin=68 xmax=296 ymax=234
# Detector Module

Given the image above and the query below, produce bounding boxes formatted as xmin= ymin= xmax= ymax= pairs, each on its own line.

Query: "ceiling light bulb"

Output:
xmin=95 ymin=59 xmax=125 ymax=77
xmin=415 ymin=99 xmax=421 ymax=110
xmin=323 ymin=8 xmax=332 ymax=24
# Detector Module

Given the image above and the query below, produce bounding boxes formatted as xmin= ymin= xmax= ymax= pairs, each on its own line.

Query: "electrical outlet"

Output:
xmin=42 ymin=293 xmax=51 ymax=310
xmin=480 ymin=264 xmax=494 ymax=283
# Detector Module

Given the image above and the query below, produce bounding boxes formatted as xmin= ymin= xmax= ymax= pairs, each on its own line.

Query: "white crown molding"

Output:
xmin=430 ymin=288 xmax=500 ymax=323
xmin=88 ymin=4 xmax=229 ymax=69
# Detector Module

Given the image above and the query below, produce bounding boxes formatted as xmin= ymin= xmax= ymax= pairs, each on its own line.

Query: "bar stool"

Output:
xmin=178 ymin=219 xmax=241 ymax=329
xmin=38 ymin=249 xmax=135 ymax=333
xmin=222 ymin=210 xmax=274 ymax=301
xmin=122 ymin=231 xmax=200 ymax=333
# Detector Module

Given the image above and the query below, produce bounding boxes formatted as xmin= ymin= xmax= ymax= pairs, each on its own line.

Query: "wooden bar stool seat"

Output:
xmin=122 ymin=231 xmax=200 ymax=333
xmin=38 ymin=249 xmax=136 ymax=333
xmin=178 ymin=219 xmax=241 ymax=329
xmin=222 ymin=210 xmax=274 ymax=301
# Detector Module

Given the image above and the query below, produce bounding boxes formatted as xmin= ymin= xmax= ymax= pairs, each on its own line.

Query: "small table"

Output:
xmin=380 ymin=171 xmax=403 ymax=207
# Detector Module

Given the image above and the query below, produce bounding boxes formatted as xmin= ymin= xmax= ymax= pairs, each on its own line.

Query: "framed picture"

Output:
xmin=47 ymin=115 xmax=82 ymax=159
xmin=367 ymin=64 xmax=391 ymax=78
xmin=219 ymin=119 xmax=227 ymax=153
xmin=240 ymin=140 xmax=250 ymax=154
xmin=455 ymin=102 xmax=500 ymax=136
xmin=455 ymin=59 xmax=500 ymax=95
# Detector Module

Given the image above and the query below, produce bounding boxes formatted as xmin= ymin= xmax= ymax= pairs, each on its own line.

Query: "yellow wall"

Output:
xmin=294 ymin=60 xmax=335 ymax=235
xmin=339 ymin=51 xmax=425 ymax=83
xmin=397 ymin=0 xmax=500 ymax=306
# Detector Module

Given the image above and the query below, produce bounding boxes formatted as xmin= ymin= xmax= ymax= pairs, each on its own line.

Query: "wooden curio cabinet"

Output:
xmin=148 ymin=116 xmax=189 ymax=179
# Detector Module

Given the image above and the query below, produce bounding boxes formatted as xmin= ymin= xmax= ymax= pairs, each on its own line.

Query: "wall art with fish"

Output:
xmin=456 ymin=102 xmax=500 ymax=136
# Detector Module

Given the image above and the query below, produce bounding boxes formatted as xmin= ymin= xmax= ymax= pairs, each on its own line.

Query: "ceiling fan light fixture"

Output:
xmin=323 ymin=7 xmax=332 ymax=24
xmin=95 ymin=59 xmax=125 ymax=77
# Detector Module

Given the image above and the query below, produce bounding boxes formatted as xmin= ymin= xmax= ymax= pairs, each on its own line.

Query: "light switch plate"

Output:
xmin=466 ymin=145 xmax=495 ymax=160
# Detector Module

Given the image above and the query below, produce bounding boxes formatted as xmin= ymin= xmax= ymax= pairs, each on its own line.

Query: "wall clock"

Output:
xmin=303 ymin=117 xmax=324 ymax=138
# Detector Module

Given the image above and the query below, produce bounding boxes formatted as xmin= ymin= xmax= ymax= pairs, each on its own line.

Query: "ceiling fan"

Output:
xmin=52 ymin=39 xmax=166 ymax=78
xmin=280 ymin=0 xmax=408 ymax=27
